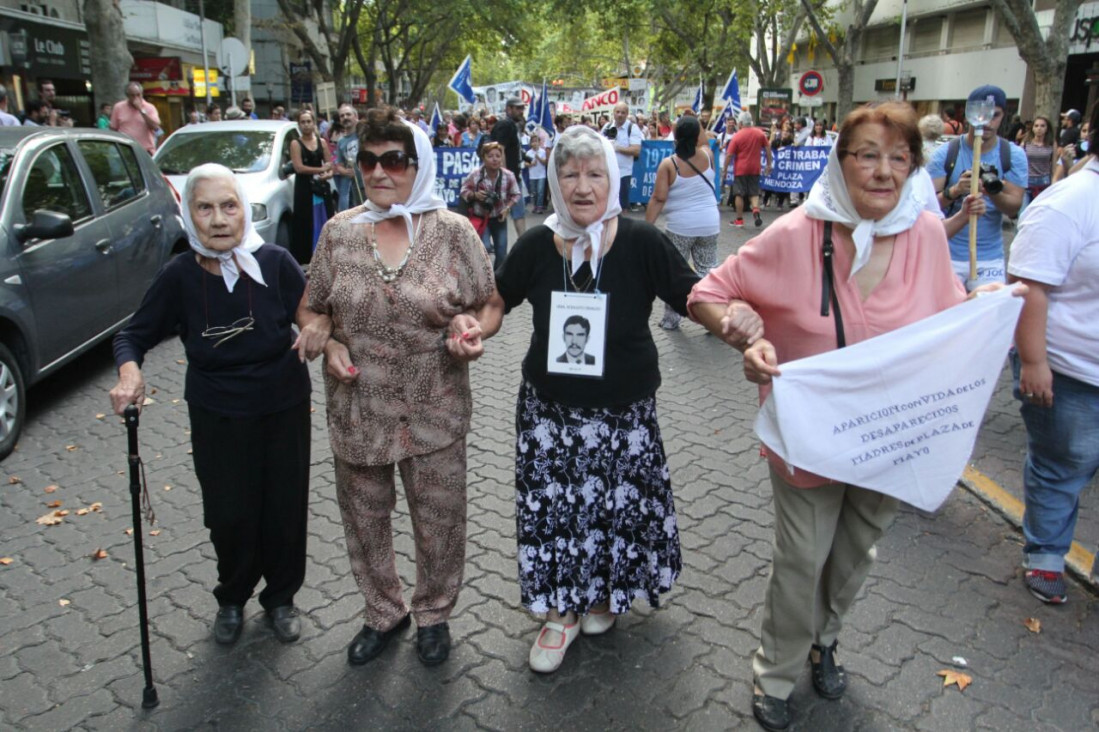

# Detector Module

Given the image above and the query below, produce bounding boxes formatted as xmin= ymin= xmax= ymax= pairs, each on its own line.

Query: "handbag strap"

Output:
xmin=820 ymin=221 xmax=846 ymax=348
xmin=681 ymin=155 xmax=716 ymax=194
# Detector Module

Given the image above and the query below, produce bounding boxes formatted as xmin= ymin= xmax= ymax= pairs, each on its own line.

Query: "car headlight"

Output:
xmin=251 ymin=203 xmax=268 ymax=222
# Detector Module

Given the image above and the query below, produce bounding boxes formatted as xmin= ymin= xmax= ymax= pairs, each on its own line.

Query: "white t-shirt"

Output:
xmin=601 ymin=120 xmax=643 ymax=178
xmin=1007 ymin=159 xmax=1099 ymax=386
xmin=527 ymin=147 xmax=547 ymax=180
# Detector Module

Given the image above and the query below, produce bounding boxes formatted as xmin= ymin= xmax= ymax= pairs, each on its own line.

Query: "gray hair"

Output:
xmin=183 ymin=163 xmax=239 ymax=208
xmin=553 ymin=125 xmax=605 ymax=171
xmin=738 ymin=111 xmax=753 ymax=127
xmin=224 ymin=106 xmax=246 ymax=120
xmin=917 ymin=114 xmax=943 ymax=141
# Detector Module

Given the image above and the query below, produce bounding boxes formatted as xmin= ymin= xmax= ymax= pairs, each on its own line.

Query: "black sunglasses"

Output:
xmin=358 ymin=150 xmax=417 ymax=172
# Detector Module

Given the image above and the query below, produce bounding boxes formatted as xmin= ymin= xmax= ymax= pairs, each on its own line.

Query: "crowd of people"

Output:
xmin=104 ymin=86 xmax=1095 ymax=732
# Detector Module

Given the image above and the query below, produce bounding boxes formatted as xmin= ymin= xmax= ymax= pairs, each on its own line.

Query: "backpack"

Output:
xmin=941 ymin=136 xmax=1013 ymax=216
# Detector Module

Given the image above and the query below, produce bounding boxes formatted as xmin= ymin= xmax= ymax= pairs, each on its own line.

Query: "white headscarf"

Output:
xmin=802 ymin=144 xmax=924 ymax=278
xmin=348 ymin=118 xmax=447 ymax=244
xmin=544 ymin=125 xmax=623 ymax=278
xmin=181 ymin=163 xmax=266 ymax=292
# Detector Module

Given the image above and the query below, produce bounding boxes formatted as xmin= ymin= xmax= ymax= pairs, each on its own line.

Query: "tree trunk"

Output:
xmin=836 ymin=60 xmax=855 ymax=119
xmin=234 ymin=0 xmax=250 ymax=53
xmin=83 ymin=0 xmax=133 ymax=111
xmin=1032 ymin=65 xmax=1067 ymax=125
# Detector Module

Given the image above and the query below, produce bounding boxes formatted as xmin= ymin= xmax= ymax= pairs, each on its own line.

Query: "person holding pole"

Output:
xmin=109 ymin=164 xmax=331 ymax=646
xmin=927 ymin=85 xmax=1027 ymax=291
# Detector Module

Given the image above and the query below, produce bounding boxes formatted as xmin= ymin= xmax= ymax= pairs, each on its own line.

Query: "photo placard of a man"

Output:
xmin=556 ymin=315 xmax=596 ymax=365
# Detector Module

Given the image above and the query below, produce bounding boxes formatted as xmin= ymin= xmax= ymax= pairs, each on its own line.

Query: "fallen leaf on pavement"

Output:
xmin=149 ymin=529 xmax=161 ymax=536
xmin=937 ymin=669 xmax=972 ymax=691
xmin=9 ymin=476 xmax=21 ymax=484
xmin=47 ymin=500 xmax=62 ymax=508
xmin=56 ymin=509 xmax=69 ymax=517
xmin=75 ymin=508 xmax=89 ymax=516
xmin=90 ymin=502 xmax=102 ymax=512
xmin=0 ymin=557 xmax=13 ymax=565
xmin=176 ymin=359 xmax=186 ymax=365
xmin=150 ymin=388 xmax=157 ymax=395
xmin=36 ymin=512 xmax=64 ymax=526
xmin=1024 ymin=617 xmax=1041 ymax=634
xmin=59 ymin=599 xmax=70 ymax=606
xmin=124 ymin=528 xmax=133 ymax=536
xmin=91 ymin=548 xmax=108 ymax=560
xmin=142 ymin=397 xmax=155 ymax=406
xmin=163 ymin=485 xmax=172 ymax=491
xmin=65 ymin=445 xmax=77 ymax=452
xmin=95 ymin=413 xmax=106 ymax=420
xmin=44 ymin=485 xmax=57 ymax=493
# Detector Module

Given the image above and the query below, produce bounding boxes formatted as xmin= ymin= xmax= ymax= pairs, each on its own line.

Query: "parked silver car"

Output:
xmin=0 ymin=127 xmax=187 ymax=458
xmin=154 ymin=120 xmax=298 ymax=248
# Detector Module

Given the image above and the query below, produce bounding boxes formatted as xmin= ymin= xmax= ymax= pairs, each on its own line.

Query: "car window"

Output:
xmin=77 ymin=140 xmax=145 ymax=209
xmin=0 ymin=148 xmax=14 ymax=201
xmin=22 ymin=144 xmax=93 ymax=224
xmin=156 ymin=130 xmax=276 ymax=174
xmin=280 ymin=129 xmax=299 ymax=169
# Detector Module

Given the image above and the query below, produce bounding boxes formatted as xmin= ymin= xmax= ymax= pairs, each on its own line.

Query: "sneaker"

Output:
xmin=753 ymin=211 xmax=763 ymax=227
xmin=732 ymin=218 xmax=745 ymax=228
xmin=1024 ymin=569 xmax=1067 ymax=604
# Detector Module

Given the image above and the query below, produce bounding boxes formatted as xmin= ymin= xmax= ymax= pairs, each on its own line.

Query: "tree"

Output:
xmin=274 ymin=0 xmax=366 ymax=97
xmin=749 ymin=0 xmax=807 ymax=88
xmin=988 ymin=0 xmax=1084 ymax=123
xmin=799 ymin=0 xmax=876 ymax=118
xmin=84 ymin=0 xmax=133 ymax=110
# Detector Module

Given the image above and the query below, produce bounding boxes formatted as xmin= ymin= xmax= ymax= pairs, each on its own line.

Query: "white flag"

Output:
xmin=755 ymin=287 xmax=1023 ymax=512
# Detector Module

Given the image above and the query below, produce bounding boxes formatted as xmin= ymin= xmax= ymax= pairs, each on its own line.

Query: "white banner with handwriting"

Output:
xmin=755 ymin=287 xmax=1023 ymax=512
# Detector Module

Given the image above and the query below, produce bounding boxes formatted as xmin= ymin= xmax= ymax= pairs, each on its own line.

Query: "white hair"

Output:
xmin=738 ymin=111 xmax=754 ymax=127
xmin=552 ymin=125 xmax=606 ymax=171
xmin=183 ymin=163 xmax=239 ymax=207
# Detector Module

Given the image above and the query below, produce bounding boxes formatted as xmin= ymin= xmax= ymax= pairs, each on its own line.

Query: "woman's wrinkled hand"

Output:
xmin=720 ymin=300 xmax=764 ymax=349
xmin=446 ymin=313 xmax=485 ymax=362
xmin=743 ymin=339 xmax=781 ymax=385
xmin=324 ymin=340 xmax=359 ymax=384
xmin=293 ymin=315 xmax=332 ymax=362
xmin=109 ymin=362 xmax=145 ymax=415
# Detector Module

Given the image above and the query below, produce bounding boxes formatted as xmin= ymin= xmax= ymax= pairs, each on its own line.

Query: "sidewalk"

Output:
xmin=0 ymin=207 xmax=1094 ymax=730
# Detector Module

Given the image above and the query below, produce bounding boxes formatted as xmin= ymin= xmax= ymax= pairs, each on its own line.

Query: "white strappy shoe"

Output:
xmin=528 ymin=620 xmax=580 ymax=673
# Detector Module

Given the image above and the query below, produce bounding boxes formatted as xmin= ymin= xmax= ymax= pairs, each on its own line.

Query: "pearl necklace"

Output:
xmin=370 ymin=216 xmax=421 ymax=283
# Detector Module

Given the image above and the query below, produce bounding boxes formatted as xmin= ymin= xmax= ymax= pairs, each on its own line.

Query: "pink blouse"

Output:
xmin=688 ymin=208 xmax=967 ymax=487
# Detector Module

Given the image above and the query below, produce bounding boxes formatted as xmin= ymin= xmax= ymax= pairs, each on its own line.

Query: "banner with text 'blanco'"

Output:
xmin=755 ymin=288 xmax=1023 ymax=512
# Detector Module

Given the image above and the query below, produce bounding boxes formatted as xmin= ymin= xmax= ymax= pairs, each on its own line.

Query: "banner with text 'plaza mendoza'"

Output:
xmin=760 ymin=144 xmax=831 ymax=193
xmin=755 ymin=288 xmax=1023 ymax=512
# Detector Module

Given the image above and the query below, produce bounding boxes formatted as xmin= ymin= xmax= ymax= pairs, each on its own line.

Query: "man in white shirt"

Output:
xmin=601 ymin=102 xmax=643 ymax=210
xmin=0 ymin=85 xmax=20 ymax=126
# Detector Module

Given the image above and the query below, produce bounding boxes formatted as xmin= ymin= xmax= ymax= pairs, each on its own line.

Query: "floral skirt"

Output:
xmin=514 ymin=380 xmax=681 ymax=616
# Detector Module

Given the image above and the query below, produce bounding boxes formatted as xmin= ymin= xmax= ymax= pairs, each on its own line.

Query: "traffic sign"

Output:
xmin=799 ymin=71 xmax=823 ymax=97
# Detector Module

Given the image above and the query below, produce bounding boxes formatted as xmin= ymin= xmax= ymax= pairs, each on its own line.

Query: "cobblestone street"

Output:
xmin=0 ymin=209 xmax=1095 ymax=731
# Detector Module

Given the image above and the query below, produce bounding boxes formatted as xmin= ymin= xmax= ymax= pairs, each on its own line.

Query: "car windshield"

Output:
xmin=156 ymin=131 xmax=274 ymax=175
xmin=0 ymin=149 xmax=14 ymax=200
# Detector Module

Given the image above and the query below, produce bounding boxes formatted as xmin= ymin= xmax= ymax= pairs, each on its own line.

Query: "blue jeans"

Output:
xmin=529 ymin=178 xmax=546 ymax=209
xmin=481 ymin=216 xmax=508 ymax=261
xmin=1011 ymin=351 xmax=1099 ymax=573
xmin=335 ymin=176 xmax=352 ymax=212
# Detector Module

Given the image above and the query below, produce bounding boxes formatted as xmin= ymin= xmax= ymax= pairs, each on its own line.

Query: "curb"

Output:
xmin=959 ymin=466 xmax=1098 ymax=592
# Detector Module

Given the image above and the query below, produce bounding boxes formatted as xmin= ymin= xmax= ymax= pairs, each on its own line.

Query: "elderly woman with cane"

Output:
xmin=110 ymin=164 xmax=328 ymax=646
xmin=306 ymin=107 xmax=495 ymax=667
xmin=447 ymin=125 xmax=702 ymax=674
xmin=689 ymin=102 xmax=1008 ymax=730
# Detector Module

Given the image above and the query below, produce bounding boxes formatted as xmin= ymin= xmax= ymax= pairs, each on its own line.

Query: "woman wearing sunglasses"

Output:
xmin=109 ymin=164 xmax=330 ymax=647
xmin=305 ymin=106 xmax=496 ymax=667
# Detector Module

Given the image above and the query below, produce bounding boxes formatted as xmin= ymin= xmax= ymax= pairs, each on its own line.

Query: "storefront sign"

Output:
xmin=757 ymin=88 xmax=793 ymax=128
xmin=131 ymin=57 xmax=183 ymax=82
xmin=0 ymin=19 xmax=91 ymax=78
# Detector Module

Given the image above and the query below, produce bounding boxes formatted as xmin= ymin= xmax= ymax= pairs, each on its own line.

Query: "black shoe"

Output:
xmin=214 ymin=605 xmax=244 ymax=645
xmin=754 ymin=212 xmax=763 ymax=227
xmin=347 ymin=614 xmax=410 ymax=665
xmin=810 ymin=640 xmax=848 ymax=699
xmin=416 ymin=622 xmax=451 ymax=666
xmin=266 ymin=605 xmax=301 ymax=643
xmin=752 ymin=692 xmax=790 ymax=731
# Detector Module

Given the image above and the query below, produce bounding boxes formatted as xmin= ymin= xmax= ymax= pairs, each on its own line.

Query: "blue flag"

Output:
xmin=713 ymin=102 xmax=733 ymax=135
xmin=720 ymin=69 xmax=742 ymax=118
xmin=429 ymin=102 xmax=443 ymax=133
xmin=691 ymin=80 xmax=704 ymax=114
xmin=526 ymin=80 xmax=553 ymax=141
xmin=448 ymin=55 xmax=476 ymax=105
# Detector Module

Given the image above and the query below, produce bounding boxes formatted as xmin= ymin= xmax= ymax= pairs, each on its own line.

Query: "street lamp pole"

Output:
xmin=894 ymin=0 xmax=908 ymax=100
xmin=199 ymin=0 xmax=211 ymax=106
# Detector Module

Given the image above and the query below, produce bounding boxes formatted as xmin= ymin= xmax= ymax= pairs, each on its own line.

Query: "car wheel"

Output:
xmin=0 ymin=343 xmax=26 ymax=460
xmin=276 ymin=217 xmax=292 ymax=251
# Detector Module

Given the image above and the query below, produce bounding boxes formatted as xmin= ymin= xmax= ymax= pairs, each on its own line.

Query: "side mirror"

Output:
xmin=279 ymin=161 xmax=295 ymax=180
xmin=14 ymin=210 xmax=75 ymax=243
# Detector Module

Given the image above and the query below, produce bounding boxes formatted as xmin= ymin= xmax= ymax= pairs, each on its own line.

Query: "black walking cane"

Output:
xmin=124 ymin=404 xmax=159 ymax=709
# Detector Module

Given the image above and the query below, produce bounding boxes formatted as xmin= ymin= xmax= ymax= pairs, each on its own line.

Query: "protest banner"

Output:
xmin=629 ymin=140 xmax=721 ymax=204
xmin=432 ymin=147 xmax=482 ymax=207
xmin=755 ymin=287 xmax=1023 ymax=512
xmin=760 ymin=144 xmax=831 ymax=194
xmin=581 ymin=88 xmax=620 ymax=113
